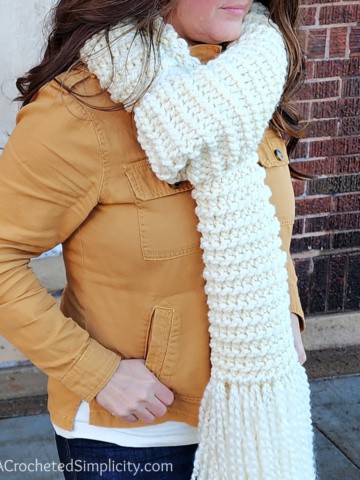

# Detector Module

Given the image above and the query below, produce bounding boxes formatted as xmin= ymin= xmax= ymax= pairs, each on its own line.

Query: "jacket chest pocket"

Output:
xmin=125 ymin=160 xmax=202 ymax=261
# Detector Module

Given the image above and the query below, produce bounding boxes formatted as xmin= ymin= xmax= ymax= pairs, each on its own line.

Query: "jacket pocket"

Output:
xmin=125 ymin=160 xmax=201 ymax=261
xmin=144 ymin=305 xmax=179 ymax=382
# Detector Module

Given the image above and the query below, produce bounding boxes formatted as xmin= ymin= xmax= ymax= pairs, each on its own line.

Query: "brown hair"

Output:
xmin=17 ymin=0 xmax=308 ymax=174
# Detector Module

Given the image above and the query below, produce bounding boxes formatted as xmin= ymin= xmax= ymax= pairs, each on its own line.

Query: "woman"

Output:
xmin=0 ymin=0 xmax=315 ymax=479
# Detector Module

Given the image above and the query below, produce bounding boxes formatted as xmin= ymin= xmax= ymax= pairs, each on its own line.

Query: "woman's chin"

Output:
xmin=195 ymin=27 xmax=243 ymax=45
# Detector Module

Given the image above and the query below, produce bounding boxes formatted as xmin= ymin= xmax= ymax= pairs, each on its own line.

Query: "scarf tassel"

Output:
xmin=191 ymin=367 xmax=316 ymax=480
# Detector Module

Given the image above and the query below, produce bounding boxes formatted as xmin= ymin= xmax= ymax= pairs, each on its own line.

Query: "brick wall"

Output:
xmin=291 ymin=1 xmax=360 ymax=316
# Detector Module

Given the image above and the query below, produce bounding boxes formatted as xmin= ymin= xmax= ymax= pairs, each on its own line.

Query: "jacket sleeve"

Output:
xmin=286 ymin=252 xmax=306 ymax=332
xmin=281 ymin=226 xmax=306 ymax=332
xmin=0 ymin=81 xmax=121 ymax=402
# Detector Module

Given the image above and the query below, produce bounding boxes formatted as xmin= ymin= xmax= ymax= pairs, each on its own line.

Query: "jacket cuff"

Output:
xmin=60 ymin=339 xmax=121 ymax=402
xmin=289 ymin=284 xmax=306 ymax=332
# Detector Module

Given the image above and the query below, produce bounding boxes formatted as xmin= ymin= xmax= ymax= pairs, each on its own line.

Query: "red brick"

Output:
xmin=305 ymin=119 xmax=338 ymax=138
xmin=336 ymin=193 xmax=360 ymax=212
xmin=308 ymin=29 xmax=327 ymax=59
xmin=298 ymin=29 xmax=308 ymax=52
xmin=338 ymin=117 xmax=360 ymax=136
xmin=329 ymin=212 xmax=360 ymax=231
xmin=349 ymin=26 xmax=360 ymax=57
xmin=327 ymin=255 xmax=346 ymax=312
xmin=329 ymin=27 xmax=348 ymax=58
xmin=305 ymin=215 xmax=329 ymax=233
xmin=295 ymin=101 xmax=311 ymax=121
xmin=308 ymin=174 xmax=360 ymax=196
xmin=305 ymin=60 xmax=316 ymax=81
xmin=293 ymin=218 xmax=305 ymax=235
xmin=308 ymin=98 xmax=360 ymax=120
xmin=310 ymin=256 xmax=329 ymax=314
xmin=305 ymin=60 xmax=315 ymax=79
xmin=342 ymin=77 xmax=360 ymax=98
xmin=294 ymin=157 xmax=360 ymax=176
xmin=309 ymin=137 xmax=360 ymax=157
xmin=296 ymin=196 xmax=333 ymax=216
xmin=291 ymin=234 xmax=331 ymax=254
xmin=298 ymin=80 xmax=340 ymax=101
xmin=338 ymin=98 xmax=360 ymax=117
xmin=313 ymin=58 xmax=360 ymax=78
xmin=292 ymin=141 xmax=309 ymax=160
xmin=299 ymin=7 xmax=317 ymax=26
xmin=319 ymin=5 xmax=360 ymax=26
xmin=292 ymin=179 xmax=307 ymax=197
xmin=293 ymin=258 xmax=311 ymax=314
xmin=293 ymin=158 xmax=336 ymax=176
xmin=301 ymin=0 xmax=336 ymax=4
xmin=310 ymin=99 xmax=338 ymax=119
xmin=305 ymin=212 xmax=360 ymax=233
xmin=335 ymin=156 xmax=360 ymax=175
xmin=339 ymin=97 xmax=360 ymax=117
xmin=332 ymin=231 xmax=360 ymax=250
xmin=346 ymin=254 xmax=360 ymax=310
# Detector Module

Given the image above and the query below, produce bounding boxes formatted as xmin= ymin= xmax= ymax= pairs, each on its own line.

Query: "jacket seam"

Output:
xmin=52 ymin=81 xmax=110 ymax=204
xmin=58 ymin=343 xmax=92 ymax=385
xmin=78 ymin=226 xmax=88 ymax=332
xmin=84 ymin=109 xmax=111 ymax=203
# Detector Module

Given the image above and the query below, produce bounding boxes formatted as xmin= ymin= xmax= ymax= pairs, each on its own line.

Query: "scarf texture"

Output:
xmin=81 ymin=3 xmax=316 ymax=479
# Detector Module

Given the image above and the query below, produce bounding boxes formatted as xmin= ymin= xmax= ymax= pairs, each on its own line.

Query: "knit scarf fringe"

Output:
xmin=191 ymin=367 xmax=315 ymax=480
xmin=82 ymin=3 xmax=317 ymax=478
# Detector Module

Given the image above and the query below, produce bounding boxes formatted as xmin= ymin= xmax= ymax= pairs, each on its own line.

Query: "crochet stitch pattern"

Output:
xmin=81 ymin=3 xmax=317 ymax=479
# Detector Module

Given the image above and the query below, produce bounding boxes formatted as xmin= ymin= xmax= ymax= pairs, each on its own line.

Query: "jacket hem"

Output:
xmin=50 ymin=394 xmax=201 ymax=431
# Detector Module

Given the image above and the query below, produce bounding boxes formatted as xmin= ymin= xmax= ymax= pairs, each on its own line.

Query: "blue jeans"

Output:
xmin=55 ymin=434 xmax=198 ymax=479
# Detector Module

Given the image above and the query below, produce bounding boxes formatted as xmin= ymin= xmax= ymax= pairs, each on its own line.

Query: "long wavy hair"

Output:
xmin=16 ymin=0 xmax=307 ymax=174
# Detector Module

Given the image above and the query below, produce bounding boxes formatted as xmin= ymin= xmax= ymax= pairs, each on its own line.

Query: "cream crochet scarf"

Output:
xmin=81 ymin=3 xmax=316 ymax=479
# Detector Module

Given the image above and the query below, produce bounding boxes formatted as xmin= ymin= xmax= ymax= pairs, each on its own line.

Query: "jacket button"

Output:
xmin=274 ymin=149 xmax=284 ymax=161
xmin=169 ymin=181 xmax=182 ymax=189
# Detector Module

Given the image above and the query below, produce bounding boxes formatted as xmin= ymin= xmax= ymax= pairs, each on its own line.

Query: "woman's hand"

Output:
xmin=95 ymin=359 xmax=174 ymax=424
xmin=290 ymin=313 xmax=307 ymax=365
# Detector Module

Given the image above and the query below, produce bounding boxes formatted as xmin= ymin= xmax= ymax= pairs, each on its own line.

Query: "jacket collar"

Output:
xmin=189 ymin=44 xmax=222 ymax=63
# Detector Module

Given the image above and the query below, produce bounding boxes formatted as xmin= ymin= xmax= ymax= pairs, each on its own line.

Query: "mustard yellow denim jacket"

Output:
xmin=0 ymin=44 xmax=304 ymax=430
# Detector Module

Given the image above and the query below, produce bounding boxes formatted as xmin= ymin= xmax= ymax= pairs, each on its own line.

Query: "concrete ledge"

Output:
xmin=0 ymin=365 xmax=48 ymax=418
xmin=303 ymin=312 xmax=360 ymax=351
xmin=0 ymin=395 xmax=48 ymax=419
xmin=306 ymin=346 xmax=360 ymax=380
xmin=0 ymin=365 xmax=47 ymax=401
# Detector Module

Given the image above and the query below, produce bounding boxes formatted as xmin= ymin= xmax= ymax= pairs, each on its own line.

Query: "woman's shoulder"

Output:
xmin=19 ymin=63 xmax=134 ymax=151
xmin=19 ymin=63 xmax=115 ymax=125
xmin=27 ymin=65 xmax=144 ymax=169
xmin=52 ymin=63 xmax=117 ymax=110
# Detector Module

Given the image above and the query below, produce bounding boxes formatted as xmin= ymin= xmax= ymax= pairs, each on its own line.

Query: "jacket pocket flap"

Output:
xmin=125 ymin=160 xmax=193 ymax=201
xmin=258 ymin=134 xmax=290 ymax=168
xmin=145 ymin=306 xmax=176 ymax=379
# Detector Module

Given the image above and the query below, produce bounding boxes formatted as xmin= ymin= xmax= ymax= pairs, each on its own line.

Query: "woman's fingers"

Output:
xmin=154 ymin=382 xmax=175 ymax=406
xmin=95 ymin=358 xmax=174 ymax=424
xmin=147 ymin=395 xmax=168 ymax=418
xmin=114 ymin=412 xmax=138 ymax=423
